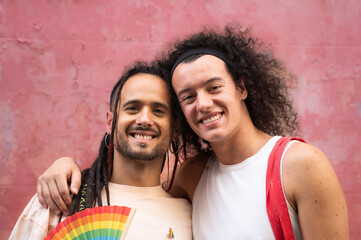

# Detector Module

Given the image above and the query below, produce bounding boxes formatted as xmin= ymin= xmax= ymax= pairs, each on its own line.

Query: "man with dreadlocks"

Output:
xmin=10 ymin=62 xmax=192 ymax=240
xmin=37 ymin=25 xmax=348 ymax=239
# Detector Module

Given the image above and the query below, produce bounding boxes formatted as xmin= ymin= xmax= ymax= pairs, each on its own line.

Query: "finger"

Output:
xmin=70 ymin=168 xmax=82 ymax=195
xmin=41 ymin=179 xmax=62 ymax=215
xmin=37 ymin=176 xmax=48 ymax=209
xmin=50 ymin=176 xmax=71 ymax=216
xmin=54 ymin=173 xmax=73 ymax=208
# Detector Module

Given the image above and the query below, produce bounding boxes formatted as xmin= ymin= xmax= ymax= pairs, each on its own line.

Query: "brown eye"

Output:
xmin=153 ymin=108 xmax=165 ymax=114
xmin=209 ymin=85 xmax=221 ymax=92
xmin=125 ymin=106 xmax=139 ymax=112
xmin=181 ymin=95 xmax=195 ymax=104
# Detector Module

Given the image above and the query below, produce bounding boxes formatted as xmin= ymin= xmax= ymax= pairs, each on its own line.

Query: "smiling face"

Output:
xmin=113 ymin=73 xmax=172 ymax=161
xmin=172 ymin=55 xmax=248 ymax=144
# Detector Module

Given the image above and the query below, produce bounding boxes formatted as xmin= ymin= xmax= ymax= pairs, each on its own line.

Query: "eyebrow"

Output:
xmin=122 ymin=100 xmax=170 ymax=111
xmin=176 ymin=77 xmax=224 ymax=97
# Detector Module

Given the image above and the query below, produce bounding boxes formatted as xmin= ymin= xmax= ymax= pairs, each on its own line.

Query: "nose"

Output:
xmin=136 ymin=109 xmax=153 ymax=128
xmin=196 ymin=91 xmax=213 ymax=113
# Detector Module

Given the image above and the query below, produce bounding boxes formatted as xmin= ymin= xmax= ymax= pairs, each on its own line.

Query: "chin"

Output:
xmin=203 ymin=133 xmax=225 ymax=144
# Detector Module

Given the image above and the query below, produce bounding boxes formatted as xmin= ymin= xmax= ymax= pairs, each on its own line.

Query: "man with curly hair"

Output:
xmin=36 ymin=26 xmax=348 ymax=239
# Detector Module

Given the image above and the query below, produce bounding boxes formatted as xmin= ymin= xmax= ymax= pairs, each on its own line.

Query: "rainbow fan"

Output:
xmin=45 ymin=205 xmax=136 ymax=240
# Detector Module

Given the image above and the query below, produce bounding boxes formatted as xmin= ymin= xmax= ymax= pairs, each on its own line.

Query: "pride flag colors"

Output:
xmin=45 ymin=205 xmax=136 ymax=240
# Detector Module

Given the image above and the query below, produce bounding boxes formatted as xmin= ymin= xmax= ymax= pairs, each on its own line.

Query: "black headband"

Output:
xmin=170 ymin=47 xmax=229 ymax=78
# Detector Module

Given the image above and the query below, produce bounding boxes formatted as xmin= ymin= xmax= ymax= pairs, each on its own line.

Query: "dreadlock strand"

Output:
xmin=103 ymin=163 xmax=111 ymax=206
xmin=107 ymin=140 xmax=114 ymax=178
xmin=95 ymin=141 xmax=106 ymax=207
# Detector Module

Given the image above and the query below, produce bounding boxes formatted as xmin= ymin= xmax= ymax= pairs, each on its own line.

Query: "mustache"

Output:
xmin=129 ymin=126 xmax=159 ymax=134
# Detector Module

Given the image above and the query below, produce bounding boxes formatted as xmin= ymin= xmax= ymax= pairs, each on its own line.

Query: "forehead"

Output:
xmin=172 ymin=55 xmax=231 ymax=92
xmin=120 ymin=73 xmax=171 ymax=106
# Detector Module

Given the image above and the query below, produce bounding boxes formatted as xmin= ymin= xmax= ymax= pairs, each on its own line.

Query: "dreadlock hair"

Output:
xmin=158 ymin=24 xmax=299 ymax=156
xmin=69 ymin=61 xmax=181 ymax=214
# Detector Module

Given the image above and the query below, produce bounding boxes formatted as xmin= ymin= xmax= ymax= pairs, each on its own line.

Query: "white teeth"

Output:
xmin=134 ymin=134 xmax=152 ymax=139
xmin=202 ymin=114 xmax=221 ymax=124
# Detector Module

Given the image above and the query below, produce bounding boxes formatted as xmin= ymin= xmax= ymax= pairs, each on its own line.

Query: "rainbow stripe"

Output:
xmin=169 ymin=228 xmax=174 ymax=238
xmin=45 ymin=206 xmax=136 ymax=240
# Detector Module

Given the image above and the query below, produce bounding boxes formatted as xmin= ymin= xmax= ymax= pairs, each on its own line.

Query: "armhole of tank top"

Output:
xmin=280 ymin=141 xmax=303 ymax=239
xmin=280 ymin=141 xmax=299 ymax=218
xmin=192 ymin=154 xmax=215 ymax=204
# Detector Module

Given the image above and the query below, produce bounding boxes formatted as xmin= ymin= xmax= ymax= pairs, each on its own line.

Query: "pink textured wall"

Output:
xmin=1 ymin=1 xmax=360 ymax=239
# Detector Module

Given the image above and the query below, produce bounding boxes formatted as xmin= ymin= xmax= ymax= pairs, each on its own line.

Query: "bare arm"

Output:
xmin=283 ymin=142 xmax=349 ymax=239
xmin=37 ymin=157 xmax=81 ymax=216
xmin=166 ymin=153 xmax=209 ymax=202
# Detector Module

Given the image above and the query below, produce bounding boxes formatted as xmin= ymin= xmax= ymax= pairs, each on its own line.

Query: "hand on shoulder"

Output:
xmin=37 ymin=157 xmax=81 ymax=216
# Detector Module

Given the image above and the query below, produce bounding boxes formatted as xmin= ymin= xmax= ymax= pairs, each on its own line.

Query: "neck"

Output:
xmin=210 ymin=119 xmax=271 ymax=165
xmin=110 ymin=150 xmax=163 ymax=187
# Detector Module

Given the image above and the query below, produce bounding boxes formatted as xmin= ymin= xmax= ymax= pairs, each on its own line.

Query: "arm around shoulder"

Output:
xmin=283 ymin=142 xmax=349 ymax=239
xmin=166 ymin=152 xmax=209 ymax=202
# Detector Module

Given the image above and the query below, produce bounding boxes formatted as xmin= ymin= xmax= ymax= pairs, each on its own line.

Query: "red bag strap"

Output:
xmin=266 ymin=137 xmax=305 ymax=240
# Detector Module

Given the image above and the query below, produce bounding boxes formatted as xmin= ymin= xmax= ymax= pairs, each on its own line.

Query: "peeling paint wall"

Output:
xmin=1 ymin=0 xmax=360 ymax=239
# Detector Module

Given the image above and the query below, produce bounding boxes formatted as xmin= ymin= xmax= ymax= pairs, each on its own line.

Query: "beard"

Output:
xmin=114 ymin=134 xmax=169 ymax=161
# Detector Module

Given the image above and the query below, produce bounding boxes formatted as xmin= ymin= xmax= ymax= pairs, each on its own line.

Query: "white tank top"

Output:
xmin=192 ymin=136 xmax=303 ymax=239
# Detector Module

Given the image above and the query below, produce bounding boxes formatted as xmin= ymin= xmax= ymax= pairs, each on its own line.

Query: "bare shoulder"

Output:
xmin=283 ymin=141 xmax=344 ymax=205
xmin=283 ymin=141 xmax=332 ymax=178
xmin=167 ymin=152 xmax=210 ymax=201
xmin=283 ymin=141 xmax=339 ymax=194
xmin=283 ymin=141 xmax=349 ymax=239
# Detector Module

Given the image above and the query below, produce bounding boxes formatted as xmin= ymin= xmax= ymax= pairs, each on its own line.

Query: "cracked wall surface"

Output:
xmin=0 ymin=0 xmax=360 ymax=238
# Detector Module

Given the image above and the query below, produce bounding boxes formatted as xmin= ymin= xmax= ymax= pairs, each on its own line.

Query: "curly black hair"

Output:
xmin=70 ymin=61 xmax=180 ymax=214
xmin=158 ymin=25 xmax=299 ymax=156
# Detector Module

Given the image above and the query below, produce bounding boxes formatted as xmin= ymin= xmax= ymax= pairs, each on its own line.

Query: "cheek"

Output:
xmin=181 ymin=105 xmax=194 ymax=123
xmin=160 ymin=118 xmax=172 ymax=135
xmin=117 ymin=116 xmax=133 ymax=132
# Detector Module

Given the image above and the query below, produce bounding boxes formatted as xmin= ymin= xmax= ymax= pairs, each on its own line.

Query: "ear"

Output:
xmin=106 ymin=111 xmax=113 ymax=134
xmin=236 ymin=80 xmax=248 ymax=100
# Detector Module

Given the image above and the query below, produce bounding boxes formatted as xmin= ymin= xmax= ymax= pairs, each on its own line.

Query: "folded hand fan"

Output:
xmin=45 ymin=205 xmax=136 ymax=240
